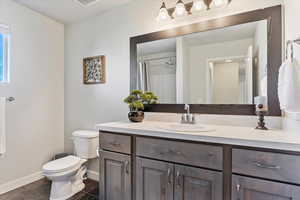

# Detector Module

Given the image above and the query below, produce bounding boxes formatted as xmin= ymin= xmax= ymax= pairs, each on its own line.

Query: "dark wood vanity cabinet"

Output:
xmin=136 ymin=158 xmax=223 ymax=200
xmin=99 ymin=132 xmax=300 ymax=200
xmin=174 ymin=165 xmax=223 ymax=200
xmin=136 ymin=158 xmax=174 ymax=200
xmin=232 ymin=175 xmax=300 ymax=200
xmin=136 ymin=136 xmax=223 ymax=200
xmin=99 ymin=139 xmax=132 ymax=200
xmin=231 ymin=148 xmax=300 ymax=200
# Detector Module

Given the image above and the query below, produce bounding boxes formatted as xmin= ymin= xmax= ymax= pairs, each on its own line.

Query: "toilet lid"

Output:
xmin=72 ymin=130 xmax=99 ymax=138
xmin=43 ymin=156 xmax=82 ymax=173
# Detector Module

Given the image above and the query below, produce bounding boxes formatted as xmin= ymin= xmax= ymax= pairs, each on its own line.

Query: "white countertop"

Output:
xmin=96 ymin=121 xmax=300 ymax=152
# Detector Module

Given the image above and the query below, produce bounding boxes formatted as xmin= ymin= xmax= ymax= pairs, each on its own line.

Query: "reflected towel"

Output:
xmin=278 ymin=59 xmax=300 ymax=112
xmin=0 ymin=97 xmax=6 ymax=156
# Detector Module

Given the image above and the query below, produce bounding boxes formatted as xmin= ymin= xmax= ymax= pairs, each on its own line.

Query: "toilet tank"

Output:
xmin=72 ymin=130 xmax=99 ymax=159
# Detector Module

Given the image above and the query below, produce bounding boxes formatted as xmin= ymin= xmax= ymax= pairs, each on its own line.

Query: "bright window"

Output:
xmin=0 ymin=25 xmax=9 ymax=83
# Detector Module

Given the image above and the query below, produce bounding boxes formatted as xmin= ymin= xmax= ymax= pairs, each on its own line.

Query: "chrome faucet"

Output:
xmin=181 ymin=104 xmax=196 ymax=124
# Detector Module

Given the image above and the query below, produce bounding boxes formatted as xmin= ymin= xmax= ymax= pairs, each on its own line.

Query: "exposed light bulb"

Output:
xmin=211 ymin=0 xmax=229 ymax=8
xmin=157 ymin=2 xmax=171 ymax=21
xmin=191 ymin=0 xmax=206 ymax=12
xmin=173 ymin=0 xmax=188 ymax=17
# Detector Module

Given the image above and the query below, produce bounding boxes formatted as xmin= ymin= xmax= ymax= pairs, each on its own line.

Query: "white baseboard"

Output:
xmin=0 ymin=170 xmax=98 ymax=195
xmin=87 ymin=170 xmax=99 ymax=181
xmin=0 ymin=171 xmax=44 ymax=195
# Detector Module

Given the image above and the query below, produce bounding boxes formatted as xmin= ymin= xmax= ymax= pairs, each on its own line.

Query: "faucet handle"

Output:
xmin=186 ymin=113 xmax=195 ymax=124
xmin=191 ymin=114 xmax=196 ymax=124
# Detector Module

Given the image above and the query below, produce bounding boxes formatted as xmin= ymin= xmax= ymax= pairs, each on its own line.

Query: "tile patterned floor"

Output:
xmin=0 ymin=178 xmax=98 ymax=200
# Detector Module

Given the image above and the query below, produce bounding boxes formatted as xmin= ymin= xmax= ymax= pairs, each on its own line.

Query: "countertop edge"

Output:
xmin=97 ymin=125 xmax=300 ymax=153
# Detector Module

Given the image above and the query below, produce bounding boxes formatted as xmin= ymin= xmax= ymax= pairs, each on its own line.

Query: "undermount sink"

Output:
xmin=157 ymin=123 xmax=216 ymax=133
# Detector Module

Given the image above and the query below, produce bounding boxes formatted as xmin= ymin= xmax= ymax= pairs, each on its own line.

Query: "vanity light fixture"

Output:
xmin=157 ymin=2 xmax=172 ymax=21
xmin=210 ymin=0 xmax=229 ymax=8
xmin=173 ymin=0 xmax=188 ymax=17
xmin=157 ymin=0 xmax=231 ymax=22
xmin=191 ymin=0 xmax=207 ymax=12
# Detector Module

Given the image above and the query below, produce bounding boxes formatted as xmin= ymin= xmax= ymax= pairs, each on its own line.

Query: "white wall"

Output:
xmin=213 ymin=62 xmax=240 ymax=104
xmin=253 ymin=20 xmax=268 ymax=96
xmin=285 ymin=0 xmax=300 ymax=59
xmin=176 ymin=37 xmax=190 ymax=103
xmin=187 ymin=38 xmax=253 ymax=104
xmin=65 ymin=0 xmax=283 ymax=173
xmin=0 ymin=0 xmax=64 ymax=186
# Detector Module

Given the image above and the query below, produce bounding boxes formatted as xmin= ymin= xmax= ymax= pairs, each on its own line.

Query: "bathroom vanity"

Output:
xmin=97 ymin=4 xmax=297 ymax=200
xmin=97 ymin=121 xmax=300 ymax=200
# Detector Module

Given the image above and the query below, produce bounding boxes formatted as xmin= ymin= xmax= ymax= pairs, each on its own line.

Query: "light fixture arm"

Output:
xmin=160 ymin=2 xmax=167 ymax=9
xmin=203 ymin=0 xmax=213 ymax=9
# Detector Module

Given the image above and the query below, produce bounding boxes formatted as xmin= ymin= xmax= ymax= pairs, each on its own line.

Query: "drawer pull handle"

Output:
xmin=125 ymin=161 xmax=130 ymax=174
xmin=109 ymin=141 xmax=121 ymax=147
xmin=176 ymin=171 xmax=181 ymax=187
xmin=168 ymin=149 xmax=183 ymax=156
xmin=253 ymin=161 xmax=280 ymax=170
xmin=158 ymin=149 xmax=183 ymax=156
xmin=170 ymin=149 xmax=182 ymax=155
xmin=167 ymin=168 xmax=172 ymax=184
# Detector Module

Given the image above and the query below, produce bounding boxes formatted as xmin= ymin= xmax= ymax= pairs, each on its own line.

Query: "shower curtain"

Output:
xmin=137 ymin=61 xmax=151 ymax=92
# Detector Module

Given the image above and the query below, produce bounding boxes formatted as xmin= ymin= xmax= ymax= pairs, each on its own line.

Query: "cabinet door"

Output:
xmin=232 ymin=175 xmax=300 ymax=200
xmin=136 ymin=157 xmax=174 ymax=200
xmin=99 ymin=150 xmax=131 ymax=200
xmin=174 ymin=165 xmax=223 ymax=200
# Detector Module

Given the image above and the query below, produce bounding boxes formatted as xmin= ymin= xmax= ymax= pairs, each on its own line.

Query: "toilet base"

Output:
xmin=50 ymin=182 xmax=85 ymax=200
xmin=48 ymin=165 xmax=87 ymax=200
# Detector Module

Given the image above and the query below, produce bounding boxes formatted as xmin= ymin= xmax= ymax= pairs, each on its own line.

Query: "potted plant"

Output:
xmin=124 ymin=90 xmax=158 ymax=122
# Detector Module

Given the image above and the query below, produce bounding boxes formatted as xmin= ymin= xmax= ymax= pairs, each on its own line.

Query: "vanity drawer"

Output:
xmin=232 ymin=149 xmax=300 ymax=184
xmin=99 ymin=132 xmax=131 ymax=154
xmin=136 ymin=137 xmax=223 ymax=170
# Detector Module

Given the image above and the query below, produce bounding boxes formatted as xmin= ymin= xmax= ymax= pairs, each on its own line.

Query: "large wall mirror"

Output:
xmin=130 ymin=6 xmax=282 ymax=116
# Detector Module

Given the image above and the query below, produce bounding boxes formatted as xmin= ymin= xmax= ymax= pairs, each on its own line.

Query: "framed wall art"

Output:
xmin=83 ymin=55 xmax=106 ymax=84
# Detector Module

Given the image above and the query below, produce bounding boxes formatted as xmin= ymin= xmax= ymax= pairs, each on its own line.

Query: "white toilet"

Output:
xmin=42 ymin=130 xmax=99 ymax=200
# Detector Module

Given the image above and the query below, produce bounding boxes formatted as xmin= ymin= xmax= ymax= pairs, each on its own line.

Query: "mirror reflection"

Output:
xmin=137 ymin=20 xmax=268 ymax=104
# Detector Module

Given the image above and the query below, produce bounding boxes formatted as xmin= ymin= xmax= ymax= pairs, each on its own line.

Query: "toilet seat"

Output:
xmin=43 ymin=156 xmax=82 ymax=174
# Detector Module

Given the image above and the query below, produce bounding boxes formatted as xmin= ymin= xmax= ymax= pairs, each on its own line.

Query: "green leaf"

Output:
xmin=124 ymin=90 xmax=159 ymax=111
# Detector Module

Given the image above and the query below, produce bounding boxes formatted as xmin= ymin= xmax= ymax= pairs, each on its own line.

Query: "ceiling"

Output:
xmin=13 ymin=0 xmax=133 ymax=24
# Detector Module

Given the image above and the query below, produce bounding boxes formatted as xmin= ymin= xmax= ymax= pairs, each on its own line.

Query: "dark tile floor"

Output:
xmin=0 ymin=178 xmax=98 ymax=200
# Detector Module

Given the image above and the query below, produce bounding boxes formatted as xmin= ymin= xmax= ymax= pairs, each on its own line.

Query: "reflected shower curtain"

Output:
xmin=137 ymin=61 xmax=151 ymax=92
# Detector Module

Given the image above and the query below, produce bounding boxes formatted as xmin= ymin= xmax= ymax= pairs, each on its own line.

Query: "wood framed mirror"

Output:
xmin=130 ymin=5 xmax=282 ymax=116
